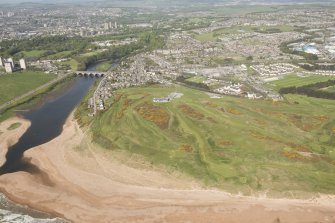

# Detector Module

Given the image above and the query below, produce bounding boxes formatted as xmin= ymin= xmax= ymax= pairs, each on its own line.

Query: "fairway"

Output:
xmin=267 ymin=74 xmax=335 ymax=91
xmin=0 ymin=71 xmax=56 ymax=105
xmin=87 ymin=84 xmax=335 ymax=196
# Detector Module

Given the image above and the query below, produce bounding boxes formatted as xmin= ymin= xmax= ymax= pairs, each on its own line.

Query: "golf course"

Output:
xmin=83 ymin=84 xmax=335 ymax=197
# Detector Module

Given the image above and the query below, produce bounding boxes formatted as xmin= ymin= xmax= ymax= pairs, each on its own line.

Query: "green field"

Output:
xmin=0 ymin=71 xmax=56 ymax=104
xmin=45 ymin=51 xmax=73 ymax=60
xmin=193 ymin=25 xmax=297 ymax=42
xmin=81 ymin=50 xmax=105 ymax=57
xmin=214 ymin=5 xmax=279 ymax=16
xmin=18 ymin=50 xmax=47 ymax=58
xmin=59 ymin=59 xmax=79 ymax=71
xmin=186 ymin=75 xmax=207 ymax=83
xmin=96 ymin=61 xmax=113 ymax=72
xmin=267 ymin=75 xmax=335 ymax=91
xmin=84 ymin=84 xmax=335 ymax=196
xmin=252 ymin=25 xmax=296 ymax=33
xmin=193 ymin=26 xmax=253 ymax=42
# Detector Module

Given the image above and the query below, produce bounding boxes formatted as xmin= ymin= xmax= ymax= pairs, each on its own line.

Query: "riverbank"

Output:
xmin=0 ymin=114 xmax=334 ymax=223
xmin=0 ymin=74 xmax=73 ymax=123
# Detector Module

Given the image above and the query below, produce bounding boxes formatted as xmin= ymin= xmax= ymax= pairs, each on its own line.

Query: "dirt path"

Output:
xmin=0 ymin=115 xmax=334 ymax=223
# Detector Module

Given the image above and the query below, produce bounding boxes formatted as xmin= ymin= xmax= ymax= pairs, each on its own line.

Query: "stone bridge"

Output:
xmin=74 ymin=71 xmax=106 ymax=78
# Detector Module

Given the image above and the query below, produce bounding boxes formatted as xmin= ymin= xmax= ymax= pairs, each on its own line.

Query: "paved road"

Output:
xmin=0 ymin=73 xmax=70 ymax=111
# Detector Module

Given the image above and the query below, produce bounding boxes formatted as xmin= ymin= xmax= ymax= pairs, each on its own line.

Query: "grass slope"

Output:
xmin=0 ymin=71 xmax=56 ymax=105
xmin=88 ymin=85 xmax=335 ymax=196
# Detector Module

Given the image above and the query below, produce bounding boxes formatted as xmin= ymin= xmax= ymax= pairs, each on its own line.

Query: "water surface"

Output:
xmin=0 ymin=77 xmax=95 ymax=174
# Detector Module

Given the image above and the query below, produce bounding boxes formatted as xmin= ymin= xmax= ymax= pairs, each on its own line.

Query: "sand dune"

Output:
xmin=0 ymin=115 xmax=334 ymax=223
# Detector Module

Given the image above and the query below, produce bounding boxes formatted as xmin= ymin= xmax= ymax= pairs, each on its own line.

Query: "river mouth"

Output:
xmin=0 ymin=77 xmax=96 ymax=175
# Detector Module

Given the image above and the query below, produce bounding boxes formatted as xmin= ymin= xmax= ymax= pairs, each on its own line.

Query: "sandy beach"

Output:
xmin=0 ymin=115 xmax=334 ymax=223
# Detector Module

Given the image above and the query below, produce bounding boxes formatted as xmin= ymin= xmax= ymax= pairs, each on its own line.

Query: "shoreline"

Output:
xmin=0 ymin=115 xmax=334 ymax=223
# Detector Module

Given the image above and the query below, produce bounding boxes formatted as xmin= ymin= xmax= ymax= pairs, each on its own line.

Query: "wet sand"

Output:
xmin=0 ymin=115 xmax=334 ymax=223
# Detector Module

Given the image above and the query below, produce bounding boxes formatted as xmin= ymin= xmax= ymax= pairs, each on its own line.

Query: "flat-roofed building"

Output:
xmin=7 ymin=58 xmax=14 ymax=67
xmin=5 ymin=62 xmax=13 ymax=73
xmin=20 ymin=58 xmax=27 ymax=70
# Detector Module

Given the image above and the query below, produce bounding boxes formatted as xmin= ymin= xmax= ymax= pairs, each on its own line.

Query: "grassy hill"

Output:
xmin=84 ymin=84 xmax=335 ymax=196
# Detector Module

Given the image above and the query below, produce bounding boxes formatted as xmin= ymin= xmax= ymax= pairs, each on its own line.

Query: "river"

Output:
xmin=0 ymin=63 xmax=100 ymax=222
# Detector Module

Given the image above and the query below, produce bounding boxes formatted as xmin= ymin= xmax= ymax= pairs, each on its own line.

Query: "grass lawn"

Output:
xmin=83 ymin=84 xmax=335 ymax=196
xmin=16 ymin=50 xmax=47 ymax=58
xmin=193 ymin=26 xmax=256 ymax=42
xmin=193 ymin=32 xmax=217 ymax=42
xmin=59 ymin=59 xmax=79 ymax=71
xmin=44 ymin=51 xmax=73 ymax=60
xmin=96 ymin=61 xmax=113 ymax=72
xmin=81 ymin=50 xmax=105 ymax=57
xmin=193 ymin=24 xmax=297 ymax=42
xmin=252 ymin=25 xmax=296 ymax=33
xmin=321 ymin=85 xmax=335 ymax=93
xmin=214 ymin=5 xmax=278 ymax=16
xmin=267 ymin=74 xmax=335 ymax=91
xmin=0 ymin=71 xmax=56 ymax=104
xmin=186 ymin=75 xmax=207 ymax=83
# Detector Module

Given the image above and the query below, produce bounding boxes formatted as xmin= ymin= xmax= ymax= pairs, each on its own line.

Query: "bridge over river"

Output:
xmin=74 ymin=71 xmax=107 ymax=78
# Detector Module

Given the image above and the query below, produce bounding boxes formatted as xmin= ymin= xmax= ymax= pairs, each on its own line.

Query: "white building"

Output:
xmin=7 ymin=58 xmax=14 ymax=67
xmin=19 ymin=58 xmax=27 ymax=70
xmin=104 ymin=23 xmax=109 ymax=31
xmin=4 ymin=62 xmax=13 ymax=73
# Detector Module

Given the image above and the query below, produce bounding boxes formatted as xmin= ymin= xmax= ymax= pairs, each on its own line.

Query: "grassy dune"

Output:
xmin=89 ymin=85 xmax=335 ymax=196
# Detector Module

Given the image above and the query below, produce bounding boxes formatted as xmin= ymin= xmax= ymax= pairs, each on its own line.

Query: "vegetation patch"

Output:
xmin=267 ymin=75 xmax=335 ymax=91
xmin=203 ymin=101 xmax=219 ymax=108
xmin=135 ymin=102 xmax=170 ymax=129
xmin=218 ymin=139 xmax=234 ymax=146
xmin=279 ymin=79 xmax=335 ymax=100
xmin=7 ymin=122 xmax=22 ymax=130
xmin=226 ymin=108 xmax=242 ymax=115
xmin=179 ymin=144 xmax=193 ymax=152
xmin=0 ymin=71 xmax=56 ymax=105
xmin=287 ymin=114 xmax=321 ymax=132
xmin=178 ymin=104 xmax=205 ymax=120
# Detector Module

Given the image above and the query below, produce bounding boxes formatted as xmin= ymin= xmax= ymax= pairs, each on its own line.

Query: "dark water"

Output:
xmin=0 ymin=76 xmax=95 ymax=174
